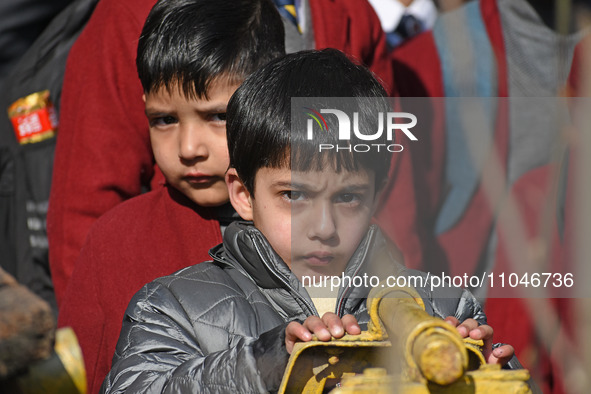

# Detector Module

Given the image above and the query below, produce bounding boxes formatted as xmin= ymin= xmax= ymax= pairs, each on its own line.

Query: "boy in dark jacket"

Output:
xmin=102 ymin=49 xmax=514 ymax=393
xmin=58 ymin=0 xmax=285 ymax=392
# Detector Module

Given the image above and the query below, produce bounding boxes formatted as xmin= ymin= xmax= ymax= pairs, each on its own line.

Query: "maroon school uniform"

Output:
xmin=57 ymin=185 xmax=222 ymax=393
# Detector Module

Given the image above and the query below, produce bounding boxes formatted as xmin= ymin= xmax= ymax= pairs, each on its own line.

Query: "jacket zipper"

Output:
xmin=250 ymin=240 xmax=318 ymax=317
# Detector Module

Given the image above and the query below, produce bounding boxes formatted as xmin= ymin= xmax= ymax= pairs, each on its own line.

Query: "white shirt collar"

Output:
xmin=368 ymin=0 xmax=438 ymax=33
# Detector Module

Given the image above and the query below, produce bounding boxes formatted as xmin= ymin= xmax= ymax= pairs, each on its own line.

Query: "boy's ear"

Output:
xmin=142 ymin=94 xmax=146 ymax=103
xmin=226 ymin=168 xmax=253 ymax=220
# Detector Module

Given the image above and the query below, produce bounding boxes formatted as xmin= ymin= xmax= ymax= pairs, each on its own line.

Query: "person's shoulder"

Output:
xmin=83 ymin=186 xmax=200 ymax=247
xmin=80 ymin=185 xmax=217 ymax=265
xmin=312 ymin=0 xmax=383 ymax=30
xmin=89 ymin=0 xmax=157 ymax=24
xmin=91 ymin=187 xmax=167 ymax=229
xmin=131 ymin=260 xmax=256 ymax=315
xmin=156 ymin=260 xmax=246 ymax=293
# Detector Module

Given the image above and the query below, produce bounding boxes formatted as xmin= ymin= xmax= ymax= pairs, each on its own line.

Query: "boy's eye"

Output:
xmin=282 ymin=190 xmax=305 ymax=201
xmin=149 ymin=115 xmax=177 ymax=127
xmin=210 ymin=113 xmax=227 ymax=122
xmin=337 ymin=193 xmax=361 ymax=204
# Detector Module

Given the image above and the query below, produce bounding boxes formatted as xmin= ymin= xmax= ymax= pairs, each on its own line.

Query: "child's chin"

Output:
xmin=187 ymin=194 xmax=230 ymax=207
xmin=297 ymin=264 xmax=344 ymax=279
xmin=185 ymin=189 xmax=230 ymax=207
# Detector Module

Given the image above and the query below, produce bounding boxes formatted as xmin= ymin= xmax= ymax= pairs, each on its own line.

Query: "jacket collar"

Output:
xmin=210 ymin=222 xmax=391 ymax=293
xmin=210 ymin=222 xmax=298 ymax=290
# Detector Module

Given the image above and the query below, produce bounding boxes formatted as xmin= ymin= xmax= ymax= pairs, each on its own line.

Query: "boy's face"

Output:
xmin=249 ymin=165 xmax=378 ymax=280
xmin=144 ymin=80 xmax=239 ymax=207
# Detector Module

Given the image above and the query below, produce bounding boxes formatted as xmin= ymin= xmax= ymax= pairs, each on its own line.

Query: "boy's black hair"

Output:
xmin=137 ymin=0 xmax=285 ymax=99
xmin=227 ymin=48 xmax=393 ymax=194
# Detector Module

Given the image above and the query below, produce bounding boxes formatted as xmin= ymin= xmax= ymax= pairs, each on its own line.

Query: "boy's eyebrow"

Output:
xmin=195 ymin=102 xmax=228 ymax=114
xmin=144 ymin=108 xmax=171 ymax=117
xmin=287 ymin=181 xmax=372 ymax=192
xmin=143 ymin=102 xmax=228 ymax=117
xmin=339 ymin=183 xmax=372 ymax=192
xmin=272 ymin=181 xmax=294 ymax=188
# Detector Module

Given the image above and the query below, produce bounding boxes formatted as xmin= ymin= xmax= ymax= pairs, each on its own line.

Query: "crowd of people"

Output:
xmin=1 ymin=0 xmax=589 ymax=392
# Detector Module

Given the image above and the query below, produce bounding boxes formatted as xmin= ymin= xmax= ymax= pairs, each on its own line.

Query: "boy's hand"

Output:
xmin=444 ymin=317 xmax=514 ymax=366
xmin=285 ymin=313 xmax=361 ymax=354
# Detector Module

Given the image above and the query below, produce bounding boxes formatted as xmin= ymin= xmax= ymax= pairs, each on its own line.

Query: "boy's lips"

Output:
xmin=303 ymin=252 xmax=334 ymax=266
xmin=183 ymin=173 xmax=218 ymax=185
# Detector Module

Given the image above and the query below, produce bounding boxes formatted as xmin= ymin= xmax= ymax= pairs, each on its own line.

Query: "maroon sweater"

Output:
xmin=57 ymin=185 xmax=222 ymax=393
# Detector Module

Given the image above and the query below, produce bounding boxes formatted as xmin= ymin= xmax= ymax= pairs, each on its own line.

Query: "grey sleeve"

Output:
xmin=100 ymin=283 xmax=274 ymax=394
xmin=414 ymin=271 xmax=487 ymax=325
xmin=452 ymin=288 xmax=487 ymax=325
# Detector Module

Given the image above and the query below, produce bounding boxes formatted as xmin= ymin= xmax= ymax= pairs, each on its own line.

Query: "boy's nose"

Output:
xmin=307 ymin=202 xmax=337 ymax=241
xmin=178 ymin=126 xmax=207 ymax=160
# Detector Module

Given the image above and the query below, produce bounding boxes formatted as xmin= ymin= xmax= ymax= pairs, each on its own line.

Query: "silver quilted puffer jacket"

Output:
xmin=101 ymin=222 xmax=502 ymax=394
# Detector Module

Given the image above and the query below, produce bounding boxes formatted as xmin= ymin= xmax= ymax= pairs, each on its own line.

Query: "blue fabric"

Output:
xmin=432 ymin=0 xmax=498 ymax=234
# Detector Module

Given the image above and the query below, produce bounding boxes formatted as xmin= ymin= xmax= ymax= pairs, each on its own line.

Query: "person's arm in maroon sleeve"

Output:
xmin=57 ymin=234 xmax=105 ymax=394
xmin=47 ymin=0 xmax=160 ymax=304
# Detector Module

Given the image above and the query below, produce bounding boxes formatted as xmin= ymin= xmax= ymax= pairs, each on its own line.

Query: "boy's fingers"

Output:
xmin=446 ymin=319 xmax=507 ymax=366
xmin=341 ymin=314 xmax=361 ymax=335
xmin=469 ymin=324 xmax=494 ymax=361
xmin=321 ymin=312 xmax=345 ymax=338
xmin=469 ymin=324 xmax=493 ymax=341
xmin=455 ymin=318 xmax=479 ymax=338
xmin=444 ymin=316 xmax=460 ymax=327
xmin=285 ymin=321 xmax=312 ymax=354
xmin=488 ymin=344 xmax=515 ymax=366
xmin=304 ymin=316 xmax=331 ymax=341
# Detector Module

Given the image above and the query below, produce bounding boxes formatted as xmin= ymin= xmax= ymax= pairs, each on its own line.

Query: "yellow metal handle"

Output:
xmin=368 ymin=286 xmax=468 ymax=385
